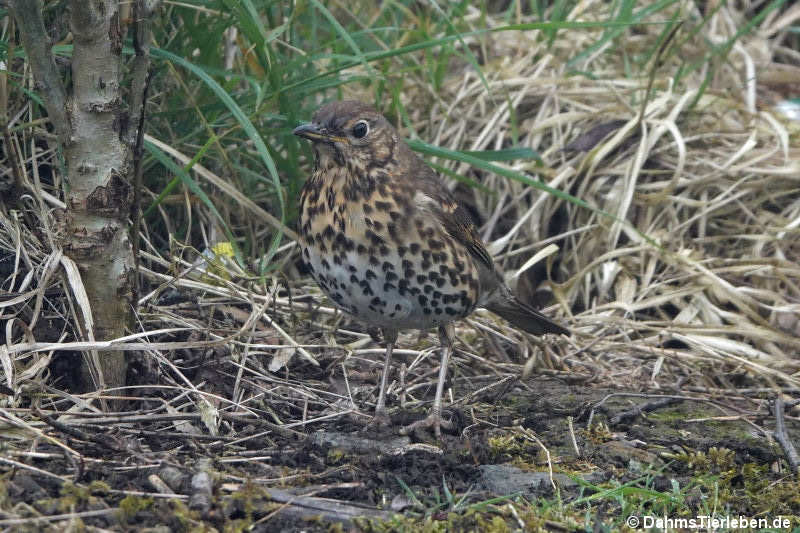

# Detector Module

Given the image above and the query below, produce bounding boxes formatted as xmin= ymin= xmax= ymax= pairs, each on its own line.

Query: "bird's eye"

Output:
xmin=352 ymin=120 xmax=369 ymax=139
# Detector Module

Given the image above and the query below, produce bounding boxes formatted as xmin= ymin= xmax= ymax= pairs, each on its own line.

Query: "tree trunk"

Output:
xmin=9 ymin=0 xmax=150 ymax=394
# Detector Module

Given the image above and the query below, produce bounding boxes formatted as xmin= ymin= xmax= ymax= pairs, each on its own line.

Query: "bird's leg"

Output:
xmin=366 ymin=328 xmax=397 ymax=428
xmin=400 ymin=323 xmax=456 ymax=439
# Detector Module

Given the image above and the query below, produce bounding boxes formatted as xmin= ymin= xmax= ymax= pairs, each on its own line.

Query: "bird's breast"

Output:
xmin=299 ymin=178 xmax=479 ymax=330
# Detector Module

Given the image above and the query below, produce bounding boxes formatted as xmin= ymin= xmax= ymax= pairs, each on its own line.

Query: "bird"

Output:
xmin=293 ymin=100 xmax=568 ymax=438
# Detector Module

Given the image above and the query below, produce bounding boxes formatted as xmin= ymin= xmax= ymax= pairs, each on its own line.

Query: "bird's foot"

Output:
xmin=399 ymin=411 xmax=455 ymax=440
xmin=358 ymin=408 xmax=392 ymax=434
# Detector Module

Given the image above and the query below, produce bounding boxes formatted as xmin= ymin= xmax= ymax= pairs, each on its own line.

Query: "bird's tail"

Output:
xmin=485 ymin=294 xmax=569 ymax=336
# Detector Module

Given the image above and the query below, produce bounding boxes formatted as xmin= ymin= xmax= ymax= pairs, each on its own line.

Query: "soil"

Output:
xmin=2 ymin=372 xmax=799 ymax=532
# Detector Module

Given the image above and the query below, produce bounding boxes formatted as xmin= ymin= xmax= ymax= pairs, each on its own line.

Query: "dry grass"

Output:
xmin=1 ymin=0 xmax=799 ymax=528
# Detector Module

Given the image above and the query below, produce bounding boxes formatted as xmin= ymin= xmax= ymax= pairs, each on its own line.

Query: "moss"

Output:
xmin=327 ymin=522 xmax=346 ymax=533
xmin=166 ymin=499 xmax=196 ymax=529
xmin=356 ymin=510 xmax=514 ymax=533
xmin=59 ymin=481 xmax=90 ymax=510
xmin=223 ymin=518 xmax=253 ymax=533
xmin=118 ymin=494 xmax=154 ymax=522
xmin=487 ymin=434 xmax=539 ymax=462
xmin=585 ymin=421 xmax=612 ymax=443
xmin=327 ymin=448 xmax=348 ymax=465
xmin=88 ymin=480 xmax=111 ymax=496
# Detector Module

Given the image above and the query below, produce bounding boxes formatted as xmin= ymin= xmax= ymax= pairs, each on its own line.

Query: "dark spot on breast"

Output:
xmin=421 ymin=260 xmax=432 ymax=270
xmin=416 ymin=275 xmax=426 ymax=284
xmin=323 ymin=225 xmax=335 ymax=239
xmin=395 ymin=304 xmax=402 ymax=311
xmin=380 ymin=245 xmax=389 ymax=256
xmin=418 ymin=295 xmax=428 ymax=306
xmin=386 ymin=271 xmax=398 ymax=282
xmin=424 ymin=284 xmax=434 ymax=294
xmin=372 ymin=221 xmax=384 ymax=231
xmin=375 ymin=200 xmax=392 ymax=211
xmin=397 ymin=245 xmax=407 ymax=257
xmin=349 ymin=265 xmax=357 ymax=272
xmin=326 ymin=188 xmax=336 ymax=211
xmin=363 ymin=203 xmax=373 ymax=214
xmin=410 ymin=243 xmax=420 ymax=255
xmin=389 ymin=210 xmax=402 ymax=220
xmin=357 ymin=244 xmax=367 ymax=254
xmin=321 ymin=259 xmax=330 ymax=270
xmin=445 ymin=307 xmax=458 ymax=316
xmin=366 ymin=269 xmax=377 ymax=280
xmin=402 ymin=259 xmax=412 ymax=270
xmin=382 ymin=261 xmax=394 ymax=271
xmin=365 ymin=230 xmax=382 ymax=246
xmin=429 ymin=239 xmax=443 ymax=250
xmin=435 ymin=308 xmax=442 ymax=315
xmin=369 ymin=256 xmax=380 ymax=267
xmin=383 ymin=282 xmax=396 ymax=292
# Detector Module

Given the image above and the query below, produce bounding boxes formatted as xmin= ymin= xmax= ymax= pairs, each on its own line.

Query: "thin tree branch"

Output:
xmin=773 ymin=398 xmax=800 ymax=475
xmin=129 ymin=0 xmax=160 ymax=303
xmin=7 ymin=0 xmax=70 ymax=142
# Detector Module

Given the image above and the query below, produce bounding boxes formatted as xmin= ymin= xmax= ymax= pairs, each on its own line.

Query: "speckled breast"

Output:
xmin=298 ymin=174 xmax=479 ymax=331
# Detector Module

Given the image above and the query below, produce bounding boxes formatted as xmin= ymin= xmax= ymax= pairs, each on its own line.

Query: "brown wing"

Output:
xmin=406 ymin=153 xmax=496 ymax=273
xmin=436 ymin=197 xmax=494 ymax=270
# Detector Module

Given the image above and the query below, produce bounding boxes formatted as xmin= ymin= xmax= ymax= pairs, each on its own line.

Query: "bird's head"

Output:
xmin=293 ymin=100 xmax=398 ymax=171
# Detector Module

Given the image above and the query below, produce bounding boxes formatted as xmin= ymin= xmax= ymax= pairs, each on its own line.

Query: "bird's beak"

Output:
xmin=293 ymin=123 xmax=345 ymax=143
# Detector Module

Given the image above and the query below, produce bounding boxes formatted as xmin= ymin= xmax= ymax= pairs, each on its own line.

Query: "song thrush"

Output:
xmin=294 ymin=100 xmax=568 ymax=437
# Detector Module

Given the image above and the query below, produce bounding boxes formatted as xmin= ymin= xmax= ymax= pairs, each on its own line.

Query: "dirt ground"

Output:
xmin=3 ymin=359 xmax=799 ymax=532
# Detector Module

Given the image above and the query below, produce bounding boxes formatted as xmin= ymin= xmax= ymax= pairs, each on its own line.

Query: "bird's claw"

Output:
xmin=399 ymin=412 xmax=454 ymax=439
xmin=358 ymin=409 xmax=392 ymax=434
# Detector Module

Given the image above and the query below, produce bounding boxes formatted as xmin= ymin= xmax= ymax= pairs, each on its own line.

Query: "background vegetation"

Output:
xmin=1 ymin=0 xmax=799 ymax=530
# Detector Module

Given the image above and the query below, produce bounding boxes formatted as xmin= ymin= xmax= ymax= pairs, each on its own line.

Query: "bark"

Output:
xmin=8 ymin=0 xmax=155 ymax=395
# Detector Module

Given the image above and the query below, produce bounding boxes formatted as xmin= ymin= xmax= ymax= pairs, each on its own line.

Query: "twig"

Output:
xmin=129 ymin=0 xmax=158 ymax=303
xmin=609 ymin=397 xmax=682 ymax=425
xmin=773 ymin=398 xmax=800 ymax=475
xmin=517 ymin=426 xmax=556 ymax=493
xmin=7 ymin=0 xmax=70 ymax=141
xmin=567 ymin=416 xmax=581 ymax=457
xmin=0 ymin=509 xmax=117 ymax=527
xmin=586 ymin=393 xmax=738 ymax=429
